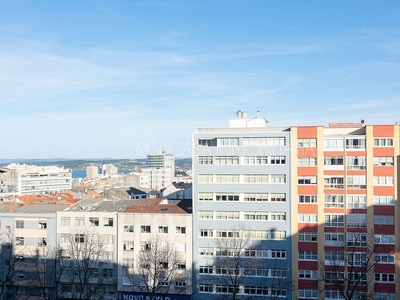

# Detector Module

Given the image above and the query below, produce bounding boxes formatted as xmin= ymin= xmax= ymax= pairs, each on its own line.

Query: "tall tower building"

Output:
xmin=142 ymin=152 xmax=175 ymax=190
xmin=192 ymin=111 xmax=292 ymax=299
xmin=291 ymin=123 xmax=399 ymax=300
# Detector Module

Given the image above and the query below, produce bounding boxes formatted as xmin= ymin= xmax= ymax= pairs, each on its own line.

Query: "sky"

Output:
xmin=0 ymin=1 xmax=399 ymax=159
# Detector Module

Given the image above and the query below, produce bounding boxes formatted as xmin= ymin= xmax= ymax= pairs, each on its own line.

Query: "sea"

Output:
xmin=72 ymin=170 xmax=130 ymax=178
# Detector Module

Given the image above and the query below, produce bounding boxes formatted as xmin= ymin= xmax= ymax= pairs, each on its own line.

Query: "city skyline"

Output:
xmin=1 ymin=1 xmax=399 ymax=158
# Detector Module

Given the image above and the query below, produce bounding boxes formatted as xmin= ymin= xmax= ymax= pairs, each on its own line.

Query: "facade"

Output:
xmin=160 ymin=182 xmax=192 ymax=200
xmin=0 ymin=196 xmax=75 ymax=300
xmin=117 ymin=198 xmax=192 ymax=296
xmin=291 ymin=123 xmax=400 ymax=300
xmin=192 ymin=111 xmax=292 ymax=299
xmin=142 ymin=152 xmax=175 ymax=190
xmin=1 ymin=164 xmax=72 ymax=195
xmin=86 ymin=165 xmax=99 ymax=179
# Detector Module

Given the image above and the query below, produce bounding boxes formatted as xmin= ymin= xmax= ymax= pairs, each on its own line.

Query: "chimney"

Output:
xmin=8 ymin=204 xmax=13 ymax=212
xmin=256 ymin=110 xmax=260 ymax=118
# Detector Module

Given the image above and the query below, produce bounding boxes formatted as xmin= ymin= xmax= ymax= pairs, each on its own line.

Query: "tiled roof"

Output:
xmin=124 ymin=198 xmax=192 ymax=214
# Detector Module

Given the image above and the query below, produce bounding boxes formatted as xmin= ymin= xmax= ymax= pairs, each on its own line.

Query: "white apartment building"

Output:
xmin=117 ymin=198 xmax=192 ymax=296
xmin=56 ymin=198 xmax=135 ymax=300
xmin=2 ymin=164 xmax=72 ymax=195
xmin=142 ymin=152 xmax=175 ymax=190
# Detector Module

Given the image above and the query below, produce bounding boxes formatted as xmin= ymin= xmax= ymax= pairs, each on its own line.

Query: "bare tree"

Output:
xmin=127 ymin=234 xmax=188 ymax=297
xmin=320 ymin=230 xmax=398 ymax=300
xmin=206 ymin=226 xmax=294 ymax=300
xmin=56 ymin=230 xmax=108 ymax=300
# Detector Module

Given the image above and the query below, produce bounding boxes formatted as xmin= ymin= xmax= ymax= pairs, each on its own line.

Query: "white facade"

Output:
xmin=4 ymin=164 xmax=72 ymax=195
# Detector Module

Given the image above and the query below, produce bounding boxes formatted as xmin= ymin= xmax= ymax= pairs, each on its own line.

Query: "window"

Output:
xmin=347 ymin=214 xmax=367 ymax=228
xmin=324 ymin=176 xmax=344 ymax=188
xmin=61 ymin=217 xmax=70 ymax=226
xmin=299 ymin=270 xmax=318 ymax=279
xmin=270 ymin=174 xmax=286 ymax=183
xmin=216 ymin=229 xmax=240 ymax=238
xmin=374 ymin=176 xmax=394 ymax=186
xmin=216 ymin=285 xmax=235 ymax=294
xmin=299 ymin=232 xmax=317 ymax=242
xmin=215 ymin=174 xmax=240 ymax=183
xmin=15 ymin=237 xmax=24 ymax=245
xmin=270 ymin=156 xmax=286 ymax=165
xmin=74 ymin=234 xmax=85 ymax=243
xmin=298 ymin=157 xmax=317 ymax=166
xmin=60 ymin=233 xmax=70 ymax=243
xmin=104 ymin=218 xmax=113 ymax=227
xmin=374 ymin=156 xmax=394 ymax=166
xmin=89 ymin=217 xmax=99 ymax=226
xmin=374 ymin=138 xmax=394 ymax=147
xmin=123 ymin=241 xmax=134 ymax=251
xmin=348 ymin=252 xmax=367 ymax=266
xmin=324 ymin=138 xmax=344 ymax=150
xmin=38 ymin=221 xmax=47 ymax=229
xmin=199 ymin=229 xmax=213 ymax=237
xmin=244 ymin=211 xmax=268 ymax=220
xmin=348 ymin=233 xmax=367 ymax=247
xmin=218 ymin=137 xmax=239 ymax=146
xmin=374 ymin=195 xmax=394 ymax=205
xmin=244 ymin=193 xmax=267 ymax=201
xmin=75 ymin=217 xmax=84 ymax=226
xmin=103 ymin=268 xmax=113 ymax=278
xmin=270 ymin=230 xmax=286 ymax=240
xmin=325 ymin=214 xmax=344 ymax=227
xmin=298 ymin=195 xmax=317 ymax=204
xmin=324 ymin=194 xmax=344 ymax=207
xmin=270 ymin=193 xmax=286 ymax=202
xmin=216 ymin=211 xmax=240 ymax=219
xmin=199 ymin=284 xmax=213 ymax=292
xmin=199 ymin=248 xmax=213 ymax=256
xmin=374 ymin=253 xmax=395 ymax=264
xmin=298 ymin=176 xmax=317 ymax=184
xmin=198 ymin=156 xmax=213 ymax=165
xmin=38 ymin=238 xmax=47 ymax=246
xmin=298 ymin=138 xmax=317 ymax=148
xmin=215 ymin=156 xmax=239 ymax=165
xmin=158 ymin=226 xmax=168 ymax=234
xmin=198 ymin=138 xmax=216 ymax=146
xmin=243 ymin=156 xmax=268 ymax=165
xmin=102 ymin=235 xmax=113 ymax=244
xmin=198 ymin=174 xmax=213 ymax=183
xmin=271 ymin=249 xmax=286 ymax=259
xmin=199 ymin=266 xmax=213 ymax=274
xmin=346 ymin=138 xmax=365 ymax=149
xmin=374 ymin=215 xmax=394 ymax=225
xmin=375 ymin=273 xmax=395 ymax=282
xmin=298 ymin=214 xmax=317 ymax=223
xmin=347 ymin=175 xmax=366 ymax=189
xmin=124 ymin=225 xmax=134 ymax=232
xmin=176 ymin=226 xmax=186 ymax=234
xmin=61 ymin=284 xmax=72 ymax=293
xmin=374 ymin=234 xmax=395 ymax=244
xmin=244 ymin=174 xmax=268 ymax=183
xmin=348 ymin=195 xmax=366 ymax=208
xmin=141 ymin=225 xmax=151 ymax=233
xmin=216 ymin=193 xmax=239 ymax=201
xmin=140 ymin=242 xmax=151 ymax=251
xmin=177 ymin=261 xmax=186 ymax=270
xmin=299 ymin=251 xmax=317 ymax=260
xmin=324 ymin=156 xmax=344 ymax=166
xmin=347 ymin=156 xmax=366 ymax=169
xmin=375 ymin=293 xmax=395 ymax=300
xmin=16 ymin=220 xmax=24 ymax=228
xmin=123 ymin=258 xmax=134 ymax=268
xmin=198 ymin=192 xmax=213 ymax=201
xmin=325 ymin=233 xmax=344 ymax=246
xmin=299 ymin=289 xmax=318 ymax=299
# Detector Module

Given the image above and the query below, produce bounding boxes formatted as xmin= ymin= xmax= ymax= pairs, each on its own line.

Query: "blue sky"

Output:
xmin=1 ymin=1 xmax=399 ymax=159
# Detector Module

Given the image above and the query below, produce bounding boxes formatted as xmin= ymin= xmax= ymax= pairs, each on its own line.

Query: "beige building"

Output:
xmin=117 ymin=198 xmax=192 ymax=295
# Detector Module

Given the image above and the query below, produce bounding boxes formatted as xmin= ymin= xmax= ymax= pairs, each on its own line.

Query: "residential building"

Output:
xmin=86 ymin=165 xmax=99 ymax=179
xmin=0 ymin=195 xmax=77 ymax=300
xmin=117 ymin=198 xmax=192 ymax=296
xmin=160 ymin=182 xmax=192 ymax=200
xmin=1 ymin=164 xmax=72 ymax=195
xmin=142 ymin=152 xmax=175 ymax=190
xmin=56 ymin=198 xmax=136 ymax=300
xmin=291 ymin=123 xmax=400 ymax=300
xmin=192 ymin=111 xmax=292 ymax=299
